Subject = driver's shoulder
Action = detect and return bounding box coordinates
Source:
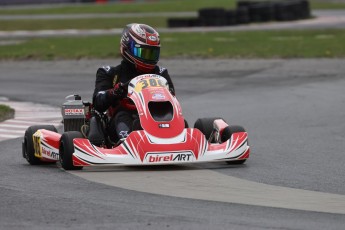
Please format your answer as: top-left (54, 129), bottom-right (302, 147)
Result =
top-left (155, 65), bottom-right (168, 76)
top-left (97, 64), bottom-right (122, 76)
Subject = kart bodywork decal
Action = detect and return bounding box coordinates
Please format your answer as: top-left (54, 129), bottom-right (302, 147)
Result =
top-left (33, 129), bottom-right (61, 162)
top-left (70, 127), bottom-right (249, 166)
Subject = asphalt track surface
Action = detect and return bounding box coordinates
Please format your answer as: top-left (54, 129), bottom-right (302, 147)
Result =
top-left (1, 59), bottom-right (345, 229)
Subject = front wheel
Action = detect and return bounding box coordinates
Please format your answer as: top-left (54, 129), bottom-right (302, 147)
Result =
top-left (226, 159), bottom-right (246, 165)
top-left (221, 125), bottom-right (247, 165)
top-left (59, 131), bottom-right (83, 170)
top-left (23, 125), bottom-right (57, 165)
top-left (194, 117), bottom-right (222, 140)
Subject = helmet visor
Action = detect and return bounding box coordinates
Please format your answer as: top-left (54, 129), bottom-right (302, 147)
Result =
top-left (130, 42), bottom-right (160, 62)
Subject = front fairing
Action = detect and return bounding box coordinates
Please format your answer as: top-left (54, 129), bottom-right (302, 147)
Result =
top-left (128, 74), bottom-right (185, 138)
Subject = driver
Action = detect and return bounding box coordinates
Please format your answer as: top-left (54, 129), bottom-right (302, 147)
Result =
top-left (92, 23), bottom-right (175, 144)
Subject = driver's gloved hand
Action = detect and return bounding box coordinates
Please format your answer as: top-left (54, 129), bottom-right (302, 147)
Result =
top-left (107, 83), bottom-right (126, 98)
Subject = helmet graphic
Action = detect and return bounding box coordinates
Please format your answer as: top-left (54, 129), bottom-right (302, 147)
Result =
top-left (120, 23), bottom-right (160, 73)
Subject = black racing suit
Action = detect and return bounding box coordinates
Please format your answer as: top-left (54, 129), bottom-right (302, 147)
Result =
top-left (92, 60), bottom-right (175, 142)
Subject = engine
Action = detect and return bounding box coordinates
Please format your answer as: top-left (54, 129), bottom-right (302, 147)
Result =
top-left (61, 95), bottom-right (90, 132)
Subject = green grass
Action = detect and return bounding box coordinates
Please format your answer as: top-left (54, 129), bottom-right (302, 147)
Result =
top-left (163, 30), bottom-right (345, 58)
top-left (310, 1), bottom-right (345, 10)
top-left (0, 105), bottom-right (14, 122)
top-left (0, 0), bottom-right (343, 15)
top-left (0, 29), bottom-right (344, 60)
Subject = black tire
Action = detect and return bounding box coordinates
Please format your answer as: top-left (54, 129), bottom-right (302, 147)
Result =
top-left (225, 10), bottom-right (237, 26)
top-left (221, 125), bottom-right (246, 142)
top-left (300, 0), bottom-right (311, 19)
top-left (248, 2), bottom-right (275, 23)
top-left (59, 131), bottom-right (83, 170)
top-left (237, 1), bottom-right (259, 8)
top-left (236, 7), bottom-right (250, 24)
top-left (227, 159), bottom-right (246, 165)
top-left (167, 18), bottom-right (200, 28)
top-left (221, 125), bottom-right (247, 165)
top-left (194, 117), bottom-right (222, 140)
top-left (23, 125), bottom-right (57, 165)
top-left (198, 8), bottom-right (227, 27)
top-left (274, 1), bottom-right (300, 21)
top-left (168, 18), bottom-right (191, 28)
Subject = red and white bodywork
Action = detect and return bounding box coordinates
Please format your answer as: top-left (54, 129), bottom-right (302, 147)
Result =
top-left (72, 75), bottom-right (250, 166)
top-left (32, 129), bottom-right (61, 162)
top-left (32, 75), bottom-right (250, 167)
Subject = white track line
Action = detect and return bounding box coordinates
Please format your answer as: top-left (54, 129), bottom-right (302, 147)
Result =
top-left (4, 120), bottom-right (60, 125)
top-left (0, 128), bottom-right (26, 134)
top-left (0, 99), bottom-right (62, 142)
top-left (0, 133), bottom-right (22, 138)
top-left (0, 124), bottom-right (34, 129)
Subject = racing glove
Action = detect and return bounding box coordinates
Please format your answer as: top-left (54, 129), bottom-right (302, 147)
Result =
top-left (107, 83), bottom-right (126, 99)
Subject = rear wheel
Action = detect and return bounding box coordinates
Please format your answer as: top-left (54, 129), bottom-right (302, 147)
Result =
top-left (23, 125), bottom-right (57, 165)
top-left (59, 131), bottom-right (83, 170)
top-left (221, 126), bottom-right (247, 165)
top-left (194, 117), bottom-right (222, 140)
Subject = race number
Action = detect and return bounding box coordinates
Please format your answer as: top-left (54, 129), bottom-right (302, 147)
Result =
top-left (135, 78), bottom-right (164, 92)
top-left (33, 131), bottom-right (42, 158)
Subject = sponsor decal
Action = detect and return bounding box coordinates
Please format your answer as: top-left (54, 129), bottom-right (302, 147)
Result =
top-left (152, 93), bottom-right (165, 100)
top-left (33, 131), bottom-right (42, 157)
top-left (149, 89), bottom-right (164, 94)
top-left (102, 65), bottom-right (111, 72)
top-left (134, 25), bottom-right (145, 37)
top-left (159, 123), bottom-right (170, 128)
top-left (148, 35), bottom-right (157, 41)
top-left (119, 131), bottom-right (129, 138)
top-left (159, 66), bottom-right (166, 74)
top-left (64, 108), bottom-right (84, 116)
top-left (145, 152), bottom-right (194, 163)
top-left (42, 147), bottom-right (59, 160)
top-left (122, 33), bottom-right (129, 42)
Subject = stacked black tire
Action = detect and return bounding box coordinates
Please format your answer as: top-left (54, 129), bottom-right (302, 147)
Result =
top-left (167, 0), bottom-right (310, 28)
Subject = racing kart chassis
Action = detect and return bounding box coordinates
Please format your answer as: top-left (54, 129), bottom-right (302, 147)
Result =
top-left (22, 74), bottom-right (250, 170)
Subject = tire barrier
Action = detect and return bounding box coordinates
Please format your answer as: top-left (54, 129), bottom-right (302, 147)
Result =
top-left (167, 0), bottom-right (310, 28)
top-left (247, 2), bottom-right (275, 22)
top-left (236, 7), bottom-right (251, 24)
top-left (198, 8), bottom-right (227, 26)
top-left (274, 0), bottom-right (311, 21)
top-left (167, 18), bottom-right (201, 28)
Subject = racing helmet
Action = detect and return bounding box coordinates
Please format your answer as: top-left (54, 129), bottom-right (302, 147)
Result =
top-left (120, 23), bottom-right (160, 73)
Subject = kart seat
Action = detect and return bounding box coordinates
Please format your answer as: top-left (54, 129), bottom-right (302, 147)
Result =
top-left (88, 116), bottom-right (106, 146)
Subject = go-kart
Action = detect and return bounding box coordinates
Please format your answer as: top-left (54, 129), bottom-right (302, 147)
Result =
top-left (22, 74), bottom-right (250, 170)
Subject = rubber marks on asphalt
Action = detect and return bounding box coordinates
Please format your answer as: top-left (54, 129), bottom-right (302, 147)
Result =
top-left (0, 98), bottom-right (61, 142)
